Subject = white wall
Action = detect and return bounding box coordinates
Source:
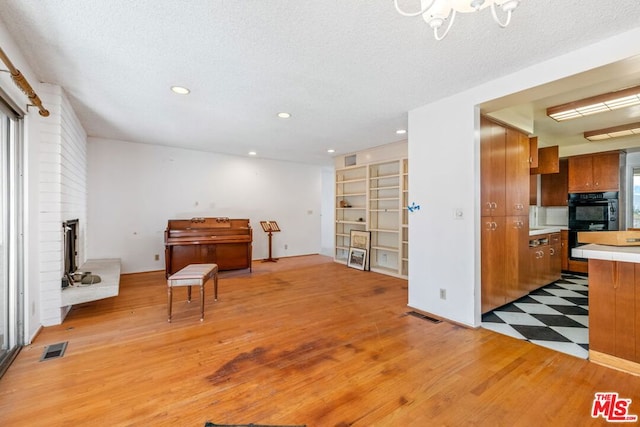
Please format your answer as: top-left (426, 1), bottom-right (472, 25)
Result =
top-left (0, 20), bottom-right (88, 332)
top-left (408, 27), bottom-right (640, 327)
top-left (87, 138), bottom-right (323, 273)
top-left (35, 85), bottom-right (87, 327)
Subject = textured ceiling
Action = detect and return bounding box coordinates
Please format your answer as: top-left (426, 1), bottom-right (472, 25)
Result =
top-left (0, 1), bottom-right (639, 164)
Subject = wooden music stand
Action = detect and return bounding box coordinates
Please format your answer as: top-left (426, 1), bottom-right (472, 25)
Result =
top-left (260, 221), bottom-right (281, 263)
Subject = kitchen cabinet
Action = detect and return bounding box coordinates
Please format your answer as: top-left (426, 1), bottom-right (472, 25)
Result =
top-left (549, 232), bottom-right (562, 283)
top-left (481, 117), bottom-right (506, 217)
top-left (505, 128), bottom-right (530, 216)
top-left (560, 230), bottom-right (568, 271)
top-left (530, 146), bottom-right (559, 175)
top-left (568, 258), bottom-right (588, 274)
top-left (529, 175), bottom-right (537, 206)
top-left (528, 240), bottom-right (549, 293)
top-left (568, 151), bottom-right (620, 193)
top-left (482, 216), bottom-right (507, 312)
top-left (481, 116), bottom-right (530, 313)
top-left (589, 259), bottom-right (639, 363)
top-left (482, 216), bottom-right (529, 312)
top-left (481, 117), bottom-right (529, 217)
top-left (527, 232), bottom-right (561, 293)
top-left (541, 158), bottom-right (568, 206)
top-left (529, 136), bottom-right (538, 169)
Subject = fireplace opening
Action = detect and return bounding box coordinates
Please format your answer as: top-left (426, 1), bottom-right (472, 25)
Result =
top-left (62, 219), bottom-right (79, 288)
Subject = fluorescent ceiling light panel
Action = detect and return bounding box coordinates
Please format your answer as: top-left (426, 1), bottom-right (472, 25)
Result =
top-left (547, 85), bottom-right (640, 122)
top-left (584, 122), bottom-right (640, 141)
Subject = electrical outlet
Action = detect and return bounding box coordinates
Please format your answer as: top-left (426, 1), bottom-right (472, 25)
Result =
top-left (440, 288), bottom-right (446, 300)
top-left (284, 244), bottom-right (288, 250)
top-left (154, 254), bottom-right (160, 261)
top-left (453, 208), bottom-right (464, 220)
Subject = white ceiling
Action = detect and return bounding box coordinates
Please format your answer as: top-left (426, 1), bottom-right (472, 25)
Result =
top-left (0, 1), bottom-right (640, 165)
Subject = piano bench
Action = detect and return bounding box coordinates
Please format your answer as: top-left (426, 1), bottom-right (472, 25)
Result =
top-left (167, 263), bottom-right (218, 322)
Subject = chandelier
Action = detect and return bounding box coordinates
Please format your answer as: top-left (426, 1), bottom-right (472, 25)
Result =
top-left (394, 0), bottom-right (521, 41)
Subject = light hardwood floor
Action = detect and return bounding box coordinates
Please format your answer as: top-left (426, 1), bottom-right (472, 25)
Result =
top-left (1, 255), bottom-right (639, 426)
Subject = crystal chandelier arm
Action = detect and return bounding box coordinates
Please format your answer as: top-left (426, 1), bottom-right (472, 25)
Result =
top-left (433, 10), bottom-right (456, 41)
top-left (490, 2), bottom-right (514, 28)
top-left (393, 0), bottom-right (437, 17)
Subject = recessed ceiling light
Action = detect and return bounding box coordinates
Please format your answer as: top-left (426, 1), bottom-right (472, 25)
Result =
top-left (248, 151), bottom-right (257, 156)
top-left (396, 129), bottom-right (407, 135)
top-left (327, 149), bottom-right (336, 153)
top-left (171, 86), bottom-right (190, 95)
top-left (277, 112), bottom-right (291, 119)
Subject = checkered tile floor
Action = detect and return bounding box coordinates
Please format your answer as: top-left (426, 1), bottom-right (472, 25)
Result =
top-left (482, 274), bottom-right (589, 359)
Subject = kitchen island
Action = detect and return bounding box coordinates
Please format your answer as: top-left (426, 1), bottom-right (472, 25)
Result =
top-left (572, 244), bottom-right (640, 375)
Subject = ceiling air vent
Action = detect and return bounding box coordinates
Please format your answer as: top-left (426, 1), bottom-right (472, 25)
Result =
top-left (344, 154), bottom-right (356, 167)
top-left (40, 342), bottom-right (68, 361)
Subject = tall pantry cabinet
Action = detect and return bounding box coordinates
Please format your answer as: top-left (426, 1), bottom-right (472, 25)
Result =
top-left (481, 116), bottom-right (530, 313)
top-left (334, 143), bottom-right (408, 279)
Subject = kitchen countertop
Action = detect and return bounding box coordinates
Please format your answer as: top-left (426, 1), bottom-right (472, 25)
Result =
top-left (529, 227), bottom-right (563, 236)
top-left (572, 243), bottom-right (640, 263)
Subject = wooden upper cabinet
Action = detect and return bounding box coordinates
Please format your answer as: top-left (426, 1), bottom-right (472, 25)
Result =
top-left (531, 146), bottom-right (559, 175)
top-left (568, 151), bottom-right (620, 193)
top-left (592, 151), bottom-right (620, 191)
top-left (480, 117), bottom-right (506, 217)
top-left (541, 158), bottom-right (568, 206)
top-left (480, 117), bottom-right (530, 216)
top-left (505, 128), bottom-right (530, 216)
top-left (529, 137), bottom-right (538, 169)
top-left (530, 175), bottom-right (537, 206)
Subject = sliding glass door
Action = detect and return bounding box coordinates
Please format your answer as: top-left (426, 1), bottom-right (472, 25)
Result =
top-left (0, 102), bottom-right (23, 377)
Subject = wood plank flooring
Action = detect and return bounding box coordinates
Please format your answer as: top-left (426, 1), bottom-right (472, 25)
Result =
top-left (1, 255), bottom-right (639, 426)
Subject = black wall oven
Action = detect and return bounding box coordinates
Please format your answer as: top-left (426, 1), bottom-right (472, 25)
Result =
top-left (568, 191), bottom-right (619, 260)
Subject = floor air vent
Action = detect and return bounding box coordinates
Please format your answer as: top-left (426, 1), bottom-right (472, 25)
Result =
top-left (40, 342), bottom-right (68, 361)
top-left (406, 311), bottom-right (442, 323)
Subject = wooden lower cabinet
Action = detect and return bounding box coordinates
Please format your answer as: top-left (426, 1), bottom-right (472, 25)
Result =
top-left (560, 230), bottom-right (568, 271)
top-left (528, 244), bottom-right (547, 293)
top-left (481, 215), bottom-right (528, 313)
top-left (526, 232), bottom-right (561, 294)
top-left (549, 233), bottom-right (562, 283)
top-left (589, 259), bottom-right (640, 363)
top-left (568, 259), bottom-right (588, 274)
top-left (481, 222), bottom-right (569, 313)
top-left (482, 217), bottom-right (507, 313)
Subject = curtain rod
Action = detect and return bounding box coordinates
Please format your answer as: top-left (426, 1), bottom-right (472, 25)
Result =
top-left (0, 46), bottom-right (49, 117)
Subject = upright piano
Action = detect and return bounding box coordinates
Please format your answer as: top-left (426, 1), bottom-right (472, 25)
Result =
top-left (164, 217), bottom-right (252, 277)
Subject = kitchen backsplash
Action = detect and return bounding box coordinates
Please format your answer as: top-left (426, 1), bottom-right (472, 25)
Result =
top-left (529, 206), bottom-right (569, 227)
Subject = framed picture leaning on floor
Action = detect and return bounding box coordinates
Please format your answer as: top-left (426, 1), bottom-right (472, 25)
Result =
top-left (350, 230), bottom-right (371, 270)
top-left (347, 247), bottom-right (367, 271)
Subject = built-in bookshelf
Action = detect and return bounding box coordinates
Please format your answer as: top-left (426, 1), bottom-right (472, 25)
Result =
top-left (334, 147), bottom-right (408, 278)
top-left (335, 165), bottom-right (368, 263)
